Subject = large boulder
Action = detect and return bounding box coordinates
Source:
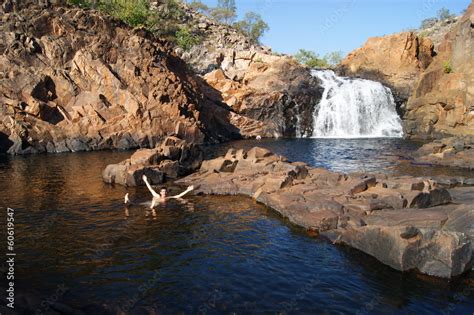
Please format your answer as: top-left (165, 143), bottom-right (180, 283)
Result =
top-left (102, 136), bottom-right (202, 186)
top-left (335, 226), bottom-right (472, 278)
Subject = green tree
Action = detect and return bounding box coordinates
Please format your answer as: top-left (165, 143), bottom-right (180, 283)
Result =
top-left (420, 17), bottom-right (438, 29)
top-left (324, 51), bottom-right (343, 66)
top-left (211, 0), bottom-right (237, 24)
top-left (150, 0), bottom-right (184, 40)
top-left (233, 12), bottom-right (269, 44)
top-left (188, 0), bottom-right (209, 14)
top-left (294, 49), bottom-right (329, 68)
top-left (437, 7), bottom-right (454, 20)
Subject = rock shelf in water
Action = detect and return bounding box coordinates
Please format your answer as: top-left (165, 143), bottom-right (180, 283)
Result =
top-left (176, 147), bottom-right (473, 279)
top-left (413, 136), bottom-right (474, 170)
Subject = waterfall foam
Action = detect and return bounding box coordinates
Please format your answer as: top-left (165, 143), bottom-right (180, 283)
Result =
top-left (311, 70), bottom-right (403, 138)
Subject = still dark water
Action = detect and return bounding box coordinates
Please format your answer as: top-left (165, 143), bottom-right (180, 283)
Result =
top-left (0, 139), bottom-right (473, 314)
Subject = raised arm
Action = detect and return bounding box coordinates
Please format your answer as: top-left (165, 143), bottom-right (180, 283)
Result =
top-left (142, 175), bottom-right (160, 198)
top-left (169, 185), bottom-right (194, 199)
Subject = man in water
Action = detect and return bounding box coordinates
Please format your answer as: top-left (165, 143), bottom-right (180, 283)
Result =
top-left (124, 175), bottom-right (194, 209)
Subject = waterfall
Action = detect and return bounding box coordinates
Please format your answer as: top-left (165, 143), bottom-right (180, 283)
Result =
top-left (310, 70), bottom-right (403, 138)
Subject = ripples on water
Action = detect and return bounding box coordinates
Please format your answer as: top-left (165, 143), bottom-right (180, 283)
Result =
top-left (0, 139), bottom-right (472, 314)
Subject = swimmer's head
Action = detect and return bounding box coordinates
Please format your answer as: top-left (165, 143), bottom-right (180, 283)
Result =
top-left (160, 187), bottom-right (168, 198)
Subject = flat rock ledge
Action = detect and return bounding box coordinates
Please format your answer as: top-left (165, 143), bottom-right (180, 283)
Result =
top-left (176, 146), bottom-right (473, 279)
top-left (413, 137), bottom-right (474, 170)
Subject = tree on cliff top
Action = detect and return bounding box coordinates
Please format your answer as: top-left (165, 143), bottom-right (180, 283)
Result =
top-left (188, 0), bottom-right (209, 14)
top-left (294, 49), bottom-right (329, 69)
top-left (437, 7), bottom-right (456, 20)
top-left (233, 12), bottom-right (269, 44)
top-left (210, 0), bottom-right (237, 25)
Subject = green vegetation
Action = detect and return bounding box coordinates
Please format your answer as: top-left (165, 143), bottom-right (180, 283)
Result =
top-left (100, 0), bottom-right (151, 27)
top-left (294, 49), bottom-right (344, 69)
top-left (68, 0), bottom-right (185, 41)
top-left (294, 49), bottom-right (329, 68)
top-left (67, 0), bottom-right (270, 52)
top-left (188, 0), bottom-right (209, 14)
top-left (443, 60), bottom-right (453, 74)
top-left (325, 51), bottom-right (343, 66)
top-left (437, 7), bottom-right (455, 21)
top-left (233, 12), bottom-right (269, 44)
top-left (420, 7), bottom-right (457, 29)
top-left (67, 0), bottom-right (94, 7)
top-left (420, 17), bottom-right (437, 29)
top-left (151, 0), bottom-right (184, 40)
top-left (176, 26), bottom-right (201, 51)
top-left (210, 0), bottom-right (237, 25)
top-left (418, 30), bottom-right (429, 38)
top-left (189, 0), bottom-right (269, 44)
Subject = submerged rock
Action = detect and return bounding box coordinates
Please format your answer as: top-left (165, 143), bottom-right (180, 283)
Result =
top-left (177, 147), bottom-right (473, 278)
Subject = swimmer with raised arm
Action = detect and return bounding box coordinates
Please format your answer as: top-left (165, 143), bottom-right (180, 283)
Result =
top-left (124, 175), bottom-right (194, 209)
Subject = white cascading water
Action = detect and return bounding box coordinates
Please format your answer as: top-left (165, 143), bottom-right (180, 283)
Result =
top-left (311, 70), bottom-right (403, 138)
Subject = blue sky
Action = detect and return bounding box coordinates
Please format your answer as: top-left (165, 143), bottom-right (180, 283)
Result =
top-left (196, 0), bottom-right (471, 57)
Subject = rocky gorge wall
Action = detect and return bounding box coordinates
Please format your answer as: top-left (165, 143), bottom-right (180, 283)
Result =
top-left (0, 1), bottom-right (325, 154)
top-left (404, 1), bottom-right (474, 139)
top-left (175, 3), bottom-right (323, 137)
top-left (0, 1), bottom-right (275, 154)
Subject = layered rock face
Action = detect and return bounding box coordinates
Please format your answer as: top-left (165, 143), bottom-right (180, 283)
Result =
top-left (177, 147), bottom-right (473, 278)
top-left (338, 32), bottom-right (434, 111)
top-left (404, 2), bottom-right (474, 139)
top-left (0, 3), bottom-right (271, 154)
